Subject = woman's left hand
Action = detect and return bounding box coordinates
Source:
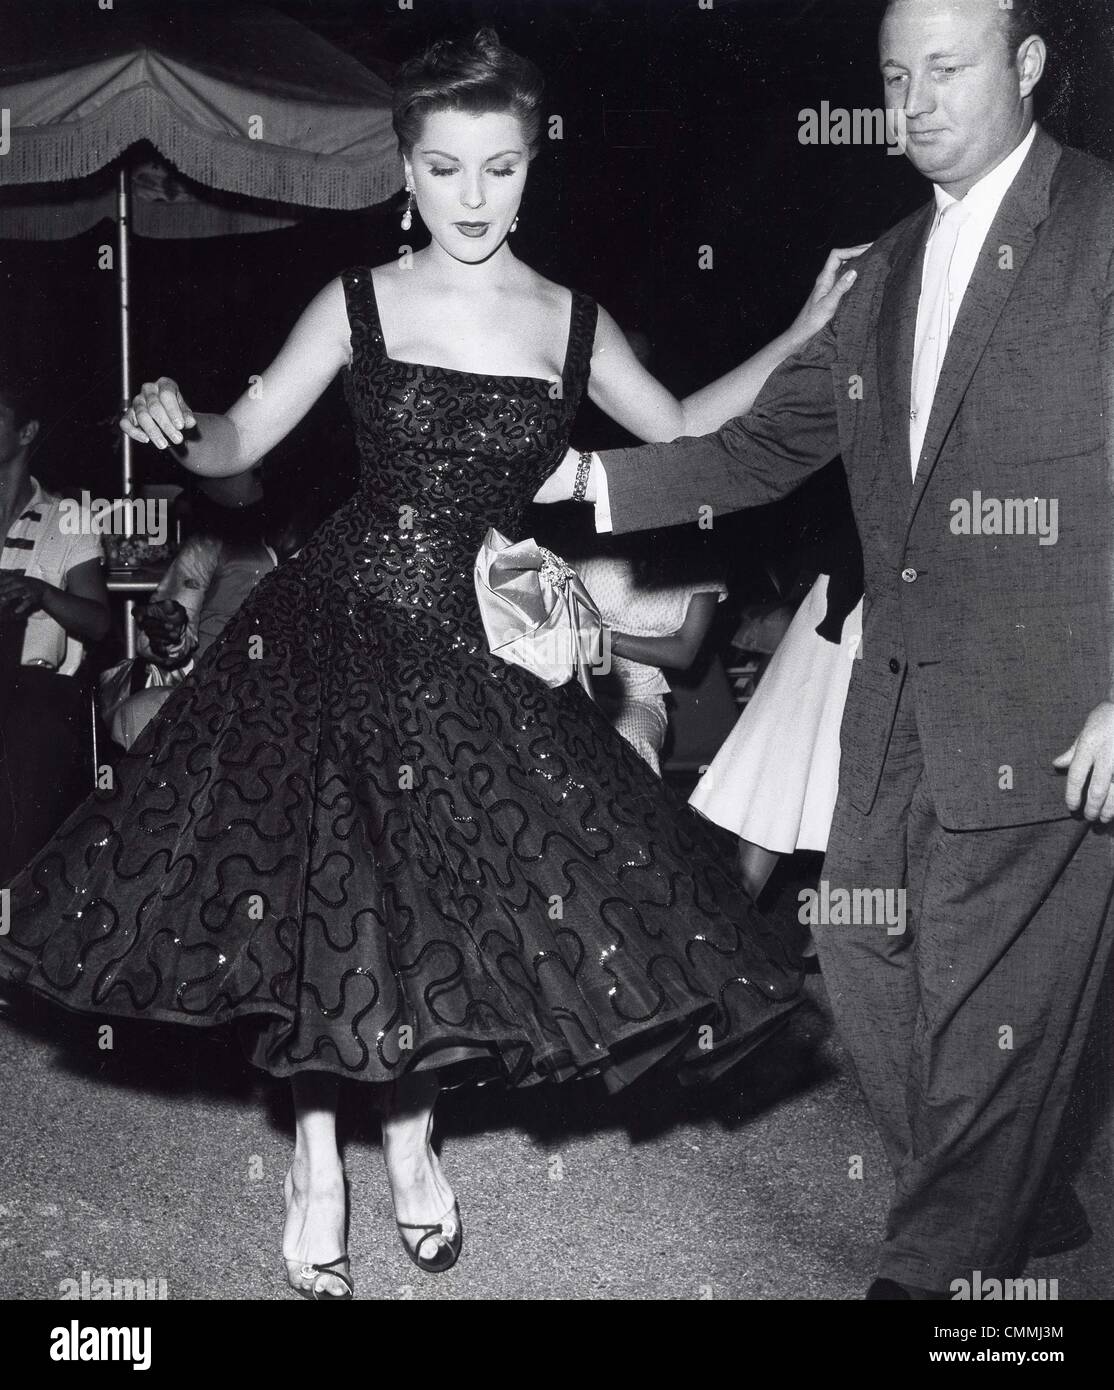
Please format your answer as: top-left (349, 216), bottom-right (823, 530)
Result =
top-left (786, 244), bottom-right (873, 349)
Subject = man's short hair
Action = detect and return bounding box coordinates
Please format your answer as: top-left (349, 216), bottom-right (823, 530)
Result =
top-left (880, 0), bottom-right (1049, 55)
top-left (1000, 1), bottom-right (1050, 57)
top-left (0, 366), bottom-right (46, 429)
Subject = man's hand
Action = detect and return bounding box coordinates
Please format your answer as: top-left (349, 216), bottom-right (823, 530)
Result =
top-left (1053, 701), bottom-right (1114, 821)
top-left (533, 447), bottom-right (581, 505)
top-left (0, 573), bottom-right (47, 622)
top-left (138, 598), bottom-right (189, 661)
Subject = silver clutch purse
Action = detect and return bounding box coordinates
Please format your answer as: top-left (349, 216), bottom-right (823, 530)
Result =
top-left (474, 528), bottom-right (604, 694)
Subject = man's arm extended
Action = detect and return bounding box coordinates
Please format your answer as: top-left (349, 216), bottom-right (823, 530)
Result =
top-left (595, 318), bottom-right (842, 535)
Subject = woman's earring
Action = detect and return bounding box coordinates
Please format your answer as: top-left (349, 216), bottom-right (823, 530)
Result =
top-left (401, 188), bottom-right (414, 232)
top-left (510, 215), bottom-right (519, 233)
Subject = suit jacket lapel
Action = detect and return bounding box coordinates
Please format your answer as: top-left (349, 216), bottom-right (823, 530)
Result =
top-left (876, 204), bottom-right (932, 499)
top-left (905, 128), bottom-right (1062, 531)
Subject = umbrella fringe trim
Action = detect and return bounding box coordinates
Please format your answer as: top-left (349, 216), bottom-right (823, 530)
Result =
top-left (1, 86), bottom-right (403, 210)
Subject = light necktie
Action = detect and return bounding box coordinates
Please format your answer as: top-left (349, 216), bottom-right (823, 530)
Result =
top-left (909, 199), bottom-right (970, 477)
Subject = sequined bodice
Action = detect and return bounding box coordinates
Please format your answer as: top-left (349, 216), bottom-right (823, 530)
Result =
top-left (293, 267), bottom-right (598, 633)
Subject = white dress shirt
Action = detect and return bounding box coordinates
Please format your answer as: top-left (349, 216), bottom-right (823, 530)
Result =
top-left (909, 123), bottom-right (1037, 475)
top-left (592, 124), bottom-right (1039, 526)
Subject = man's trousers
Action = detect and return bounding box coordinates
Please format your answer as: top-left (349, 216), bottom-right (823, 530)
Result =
top-left (817, 670), bottom-right (1114, 1291)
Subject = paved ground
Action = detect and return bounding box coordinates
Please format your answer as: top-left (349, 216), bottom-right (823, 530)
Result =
top-left (1, 862), bottom-right (1110, 1302)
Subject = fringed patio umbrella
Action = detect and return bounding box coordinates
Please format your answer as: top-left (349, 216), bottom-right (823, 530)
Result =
top-left (0, 1), bottom-right (400, 646)
top-left (0, 0), bottom-right (400, 492)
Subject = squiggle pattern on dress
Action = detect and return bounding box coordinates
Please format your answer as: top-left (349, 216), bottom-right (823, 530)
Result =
top-left (0, 268), bottom-right (802, 1089)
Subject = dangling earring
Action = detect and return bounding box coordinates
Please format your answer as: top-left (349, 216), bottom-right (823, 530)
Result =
top-left (401, 188), bottom-right (414, 232)
top-left (510, 215), bottom-right (519, 234)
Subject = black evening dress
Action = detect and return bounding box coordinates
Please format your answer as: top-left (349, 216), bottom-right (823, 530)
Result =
top-left (0, 268), bottom-right (801, 1091)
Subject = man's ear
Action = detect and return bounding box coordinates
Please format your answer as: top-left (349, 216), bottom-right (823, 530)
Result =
top-left (1018, 36), bottom-right (1047, 100)
top-left (20, 419), bottom-right (39, 448)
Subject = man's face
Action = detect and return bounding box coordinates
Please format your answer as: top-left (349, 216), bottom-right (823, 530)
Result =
top-left (880, 0), bottom-right (1041, 196)
top-left (0, 400), bottom-right (29, 470)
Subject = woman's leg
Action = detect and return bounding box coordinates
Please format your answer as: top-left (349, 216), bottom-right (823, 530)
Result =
top-left (284, 1072), bottom-right (349, 1294)
top-left (738, 840), bottom-right (820, 960)
top-left (381, 1070), bottom-right (458, 1252)
top-left (738, 838), bottom-right (780, 903)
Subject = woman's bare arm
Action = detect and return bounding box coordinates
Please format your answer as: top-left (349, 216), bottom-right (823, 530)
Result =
top-left (586, 247), bottom-right (867, 446)
top-left (535, 246), bottom-right (867, 506)
top-left (119, 278), bottom-right (352, 478)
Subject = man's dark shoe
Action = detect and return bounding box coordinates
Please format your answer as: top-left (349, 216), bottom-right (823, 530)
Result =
top-left (1026, 1181), bottom-right (1092, 1259)
top-left (866, 1277), bottom-right (951, 1300)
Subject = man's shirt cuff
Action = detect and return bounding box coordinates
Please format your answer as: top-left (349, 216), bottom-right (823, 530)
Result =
top-left (593, 455), bottom-right (613, 533)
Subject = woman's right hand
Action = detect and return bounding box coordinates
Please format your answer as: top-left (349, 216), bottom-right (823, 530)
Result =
top-left (119, 378), bottom-right (197, 450)
top-left (784, 244), bottom-right (873, 351)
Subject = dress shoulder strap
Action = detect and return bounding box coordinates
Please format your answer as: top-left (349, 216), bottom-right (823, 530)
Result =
top-left (562, 290), bottom-right (599, 402)
top-left (340, 267), bottom-right (385, 363)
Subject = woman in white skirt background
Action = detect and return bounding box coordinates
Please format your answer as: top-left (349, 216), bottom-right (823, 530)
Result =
top-left (689, 504), bottom-right (865, 928)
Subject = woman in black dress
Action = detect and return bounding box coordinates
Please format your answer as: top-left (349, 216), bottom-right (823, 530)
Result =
top-left (0, 30), bottom-right (863, 1298)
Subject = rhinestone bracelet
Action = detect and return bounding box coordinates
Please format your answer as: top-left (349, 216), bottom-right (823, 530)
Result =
top-left (572, 450), bottom-right (593, 503)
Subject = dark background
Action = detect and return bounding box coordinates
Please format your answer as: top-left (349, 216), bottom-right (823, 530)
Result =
top-left (4, 0), bottom-right (1113, 563)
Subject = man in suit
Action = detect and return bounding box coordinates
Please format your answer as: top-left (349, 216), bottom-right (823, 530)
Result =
top-left (545, 0), bottom-right (1114, 1297)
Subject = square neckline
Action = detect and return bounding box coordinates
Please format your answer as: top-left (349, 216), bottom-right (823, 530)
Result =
top-left (360, 267), bottom-right (579, 389)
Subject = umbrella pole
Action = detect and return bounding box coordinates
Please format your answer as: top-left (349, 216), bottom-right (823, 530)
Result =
top-left (118, 165), bottom-right (132, 505)
top-left (117, 166), bottom-right (138, 657)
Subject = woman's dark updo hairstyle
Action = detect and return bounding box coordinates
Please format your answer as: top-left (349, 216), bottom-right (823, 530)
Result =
top-left (392, 28), bottom-right (545, 158)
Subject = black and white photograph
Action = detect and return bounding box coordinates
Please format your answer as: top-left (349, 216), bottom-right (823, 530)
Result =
top-left (0, 0), bottom-right (1112, 1346)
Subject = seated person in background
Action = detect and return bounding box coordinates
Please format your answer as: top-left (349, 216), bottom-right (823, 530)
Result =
top-left (102, 492), bottom-right (309, 750)
top-left (0, 368), bottom-right (109, 883)
top-left (574, 541), bottom-right (726, 776)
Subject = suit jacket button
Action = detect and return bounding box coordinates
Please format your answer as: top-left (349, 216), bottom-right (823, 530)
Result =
top-left (889, 657), bottom-right (901, 674)
top-left (901, 567), bottom-right (918, 583)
